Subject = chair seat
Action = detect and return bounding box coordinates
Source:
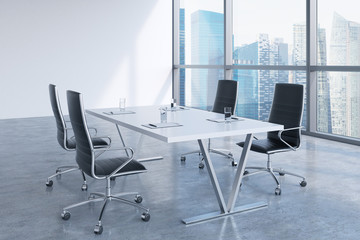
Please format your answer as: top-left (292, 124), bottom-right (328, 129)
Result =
top-left (66, 137), bottom-right (109, 149)
top-left (237, 138), bottom-right (292, 155)
top-left (95, 157), bottom-right (146, 176)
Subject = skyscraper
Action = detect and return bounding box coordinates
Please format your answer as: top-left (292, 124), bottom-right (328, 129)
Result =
top-left (328, 12), bottom-right (360, 138)
top-left (191, 10), bottom-right (224, 110)
top-left (292, 23), bottom-right (308, 126)
top-left (233, 42), bottom-right (259, 119)
top-left (293, 23), bottom-right (331, 131)
top-left (233, 34), bottom-right (288, 120)
top-left (317, 27), bottom-right (332, 133)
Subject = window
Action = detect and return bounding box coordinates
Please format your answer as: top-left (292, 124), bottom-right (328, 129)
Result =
top-left (233, 0), bottom-right (306, 66)
top-left (318, 0), bottom-right (360, 66)
top-left (174, 0), bottom-right (360, 144)
top-left (180, 0), bottom-right (224, 65)
top-left (316, 0), bottom-right (360, 139)
top-left (317, 71), bottom-right (360, 138)
top-left (178, 0), bottom-right (224, 108)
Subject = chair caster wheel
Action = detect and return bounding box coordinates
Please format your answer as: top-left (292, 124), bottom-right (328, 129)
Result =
top-left (243, 170), bottom-right (249, 175)
top-left (56, 169), bottom-right (61, 174)
top-left (61, 211), bottom-right (71, 220)
top-left (134, 194), bottom-right (143, 203)
top-left (198, 162), bottom-right (205, 169)
top-left (94, 224), bottom-right (103, 234)
top-left (81, 183), bottom-right (88, 191)
top-left (231, 161), bottom-right (237, 167)
top-left (180, 156), bottom-right (186, 161)
top-left (300, 180), bottom-right (307, 187)
top-left (141, 212), bottom-right (150, 222)
top-left (275, 187), bottom-right (281, 195)
top-left (46, 180), bottom-right (53, 187)
top-left (279, 172), bottom-right (285, 176)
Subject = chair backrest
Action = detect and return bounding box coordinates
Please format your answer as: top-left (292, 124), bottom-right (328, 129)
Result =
top-left (49, 84), bottom-right (68, 150)
top-left (268, 83), bottom-right (304, 147)
top-left (212, 80), bottom-right (238, 115)
top-left (66, 90), bottom-right (93, 176)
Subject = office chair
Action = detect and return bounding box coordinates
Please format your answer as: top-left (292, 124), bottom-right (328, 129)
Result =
top-left (237, 83), bottom-right (307, 195)
top-left (180, 80), bottom-right (238, 168)
top-left (61, 90), bottom-right (150, 235)
top-left (46, 84), bottom-right (108, 190)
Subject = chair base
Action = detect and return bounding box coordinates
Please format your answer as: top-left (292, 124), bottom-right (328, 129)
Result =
top-left (243, 163), bottom-right (307, 195)
top-left (46, 166), bottom-right (87, 190)
top-left (61, 178), bottom-right (150, 235)
top-left (180, 148), bottom-right (236, 168)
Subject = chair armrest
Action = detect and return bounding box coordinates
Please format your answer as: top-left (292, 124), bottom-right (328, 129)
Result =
top-left (65, 120), bottom-right (97, 136)
top-left (93, 146), bottom-right (136, 178)
top-left (108, 147), bottom-right (135, 177)
top-left (64, 127), bottom-right (75, 140)
top-left (92, 136), bottom-right (112, 147)
top-left (277, 126), bottom-right (303, 151)
top-left (88, 127), bottom-right (97, 136)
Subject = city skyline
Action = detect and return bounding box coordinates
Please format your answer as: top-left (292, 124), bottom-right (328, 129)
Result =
top-left (180, 9), bottom-right (360, 138)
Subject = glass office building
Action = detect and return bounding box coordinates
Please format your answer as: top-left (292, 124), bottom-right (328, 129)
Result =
top-left (190, 10), bottom-right (224, 110)
top-left (327, 13), bottom-right (360, 138)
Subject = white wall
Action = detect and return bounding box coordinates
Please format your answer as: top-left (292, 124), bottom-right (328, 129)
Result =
top-left (0, 0), bottom-right (172, 119)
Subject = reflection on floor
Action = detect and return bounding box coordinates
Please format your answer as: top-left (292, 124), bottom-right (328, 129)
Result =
top-left (0, 115), bottom-right (359, 240)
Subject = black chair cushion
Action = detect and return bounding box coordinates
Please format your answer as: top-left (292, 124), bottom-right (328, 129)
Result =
top-left (66, 137), bottom-right (108, 150)
top-left (95, 157), bottom-right (146, 176)
top-left (237, 138), bottom-right (293, 155)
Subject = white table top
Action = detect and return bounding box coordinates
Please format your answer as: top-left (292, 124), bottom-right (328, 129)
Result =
top-left (86, 106), bottom-right (283, 143)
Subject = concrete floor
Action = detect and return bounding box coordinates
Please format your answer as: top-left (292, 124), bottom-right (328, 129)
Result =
top-left (1, 115), bottom-right (360, 240)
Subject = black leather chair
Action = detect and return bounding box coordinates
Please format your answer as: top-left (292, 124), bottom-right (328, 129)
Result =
top-left (61, 90), bottom-right (150, 235)
top-left (180, 80), bottom-right (238, 168)
top-left (46, 84), bottom-right (108, 190)
top-left (237, 83), bottom-right (307, 195)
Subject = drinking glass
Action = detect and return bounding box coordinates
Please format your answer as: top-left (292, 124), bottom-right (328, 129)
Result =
top-left (119, 98), bottom-right (126, 111)
top-left (224, 107), bottom-right (232, 123)
top-left (160, 107), bottom-right (167, 123)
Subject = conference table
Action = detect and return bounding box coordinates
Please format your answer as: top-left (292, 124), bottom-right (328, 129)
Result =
top-left (86, 105), bottom-right (283, 224)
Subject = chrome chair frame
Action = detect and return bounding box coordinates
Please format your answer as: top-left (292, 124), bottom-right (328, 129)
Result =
top-left (61, 90), bottom-right (150, 235)
top-left (46, 84), bottom-right (100, 190)
top-left (243, 127), bottom-right (306, 195)
top-left (239, 83), bottom-right (307, 195)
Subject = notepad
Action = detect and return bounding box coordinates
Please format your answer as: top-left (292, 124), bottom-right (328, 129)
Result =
top-left (206, 117), bottom-right (244, 123)
top-left (143, 122), bottom-right (182, 129)
top-left (103, 110), bottom-right (136, 115)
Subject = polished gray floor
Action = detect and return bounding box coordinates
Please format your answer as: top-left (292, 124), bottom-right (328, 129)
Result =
top-left (1, 115), bottom-right (360, 240)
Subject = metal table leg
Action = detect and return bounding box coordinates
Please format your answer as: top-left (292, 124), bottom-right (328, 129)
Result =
top-left (182, 134), bottom-right (267, 224)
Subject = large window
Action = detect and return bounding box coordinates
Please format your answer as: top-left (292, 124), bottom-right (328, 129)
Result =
top-left (233, 0), bottom-right (306, 66)
top-left (316, 0), bottom-right (360, 139)
top-left (317, 0), bottom-right (360, 66)
top-left (180, 0), bottom-right (224, 65)
top-left (178, 0), bottom-right (224, 107)
top-left (174, 0), bottom-right (360, 144)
